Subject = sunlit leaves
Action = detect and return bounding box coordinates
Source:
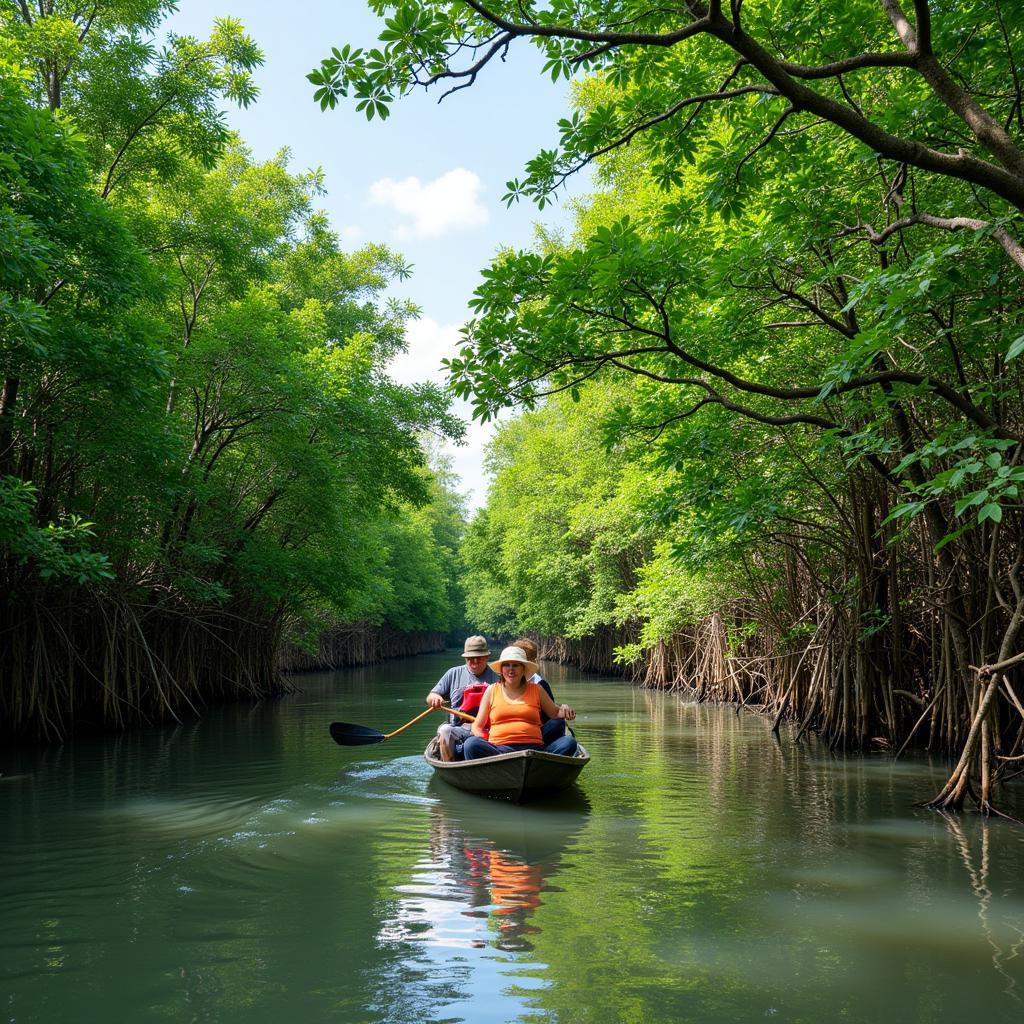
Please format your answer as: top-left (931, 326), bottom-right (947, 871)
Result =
top-left (0, 6), bottom-right (467, 642)
top-left (460, 386), bottom-right (659, 639)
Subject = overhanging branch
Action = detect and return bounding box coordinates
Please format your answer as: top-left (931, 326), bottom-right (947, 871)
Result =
top-left (848, 212), bottom-right (1024, 272)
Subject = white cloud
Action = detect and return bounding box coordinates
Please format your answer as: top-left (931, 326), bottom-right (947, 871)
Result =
top-left (446, 416), bottom-right (497, 512)
top-left (340, 224), bottom-right (363, 243)
top-left (388, 316), bottom-right (462, 386)
top-left (388, 316), bottom-right (496, 511)
top-left (367, 168), bottom-right (489, 239)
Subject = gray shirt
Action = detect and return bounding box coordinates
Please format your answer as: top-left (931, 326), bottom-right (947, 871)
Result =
top-left (430, 664), bottom-right (499, 724)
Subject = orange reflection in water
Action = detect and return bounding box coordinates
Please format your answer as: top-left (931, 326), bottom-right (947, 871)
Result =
top-left (406, 792), bottom-right (589, 955)
top-left (460, 845), bottom-right (545, 948)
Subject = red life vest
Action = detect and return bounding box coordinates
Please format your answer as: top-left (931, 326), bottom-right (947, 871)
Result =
top-left (461, 682), bottom-right (489, 716)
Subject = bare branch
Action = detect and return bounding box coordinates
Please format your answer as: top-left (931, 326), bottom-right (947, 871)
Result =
top-left (556, 84), bottom-right (779, 187)
top-left (731, 0), bottom-right (744, 32)
top-left (77, 5), bottom-right (99, 43)
top-left (463, 0), bottom-right (712, 46)
top-left (881, 0), bottom-right (1024, 180)
top-left (40, 279), bottom-right (67, 305)
top-left (996, 3), bottom-right (1024, 134)
top-left (735, 106), bottom-right (796, 181)
top-left (617, 397), bottom-right (720, 441)
top-left (976, 649), bottom-right (1024, 677)
top-left (777, 50), bottom-right (917, 79)
top-left (565, 281), bottom-right (1015, 439)
top-left (912, 0), bottom-right (934, 55)
top-left (428, 32), bottom-right (513, 97)
top-left (849, 211), bottom-right (1024, 272)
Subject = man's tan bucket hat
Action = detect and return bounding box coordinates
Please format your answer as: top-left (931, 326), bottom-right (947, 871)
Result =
top-left (462, 635), bottom-right (491, 658)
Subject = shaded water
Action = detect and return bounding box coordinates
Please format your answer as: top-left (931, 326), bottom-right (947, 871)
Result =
top-left (3, 652), bottom-right (1024, 1023)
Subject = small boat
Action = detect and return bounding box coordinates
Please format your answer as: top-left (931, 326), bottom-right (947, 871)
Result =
top-left (424, 737), bottom-right (590, 803)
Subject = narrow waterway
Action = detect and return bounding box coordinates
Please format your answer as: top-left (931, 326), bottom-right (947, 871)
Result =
top-left (3, 652), bottom-right (1024, 1023)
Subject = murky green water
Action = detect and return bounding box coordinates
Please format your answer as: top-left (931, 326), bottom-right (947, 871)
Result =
top-left (3, 652), bottom-right (1024, 1023)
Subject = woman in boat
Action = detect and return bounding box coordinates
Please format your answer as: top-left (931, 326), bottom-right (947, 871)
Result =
top-left (513, 636), bottom-right (566, 745)
top-left (462, 646), bottom-right (579, 760)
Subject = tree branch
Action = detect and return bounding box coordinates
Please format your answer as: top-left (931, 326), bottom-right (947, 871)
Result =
top-left (777, 50), bottom-right (917, 79)
top-left (462, 0), bottom-right (712, 46)
top-left (881, 0), bottom-right (1024, 180)
top-left (849, 211), bottom-right (1024, 272)
top-left (429, 32), bottom-right (513, 98)
top-left (564, 286), bottom-right (1015, 438)
top-left (735, 106), bottom-right (796, 181)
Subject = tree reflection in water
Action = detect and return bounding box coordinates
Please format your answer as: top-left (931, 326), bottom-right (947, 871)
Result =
top-left (942, 813), bottom-right (1024, 1004)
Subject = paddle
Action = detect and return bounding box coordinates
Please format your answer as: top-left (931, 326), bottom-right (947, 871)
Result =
top-left (329, 704), bottom-right (475, 746)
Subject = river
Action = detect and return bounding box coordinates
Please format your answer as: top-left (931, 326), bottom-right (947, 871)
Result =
top-left (3, 652), bottom-right (1024, 1023)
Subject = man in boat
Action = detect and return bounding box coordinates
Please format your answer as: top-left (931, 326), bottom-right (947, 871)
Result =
top-left (427, 635), bottom-right (499, 761)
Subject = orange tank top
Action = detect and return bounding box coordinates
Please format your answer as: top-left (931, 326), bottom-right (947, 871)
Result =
top-left (488, 681), bottom-right (542, 746)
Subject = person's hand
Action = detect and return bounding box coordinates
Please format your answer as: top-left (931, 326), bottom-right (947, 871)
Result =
top-left (427, 692), bottom-right (445, 709)
top-left (560, 704), bottom-right (575, 721)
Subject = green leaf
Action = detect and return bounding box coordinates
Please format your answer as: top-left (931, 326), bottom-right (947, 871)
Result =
top-left (978, 502), bottom-right (1003, 524)
top-left (954, 490), bottom-right (989, 516)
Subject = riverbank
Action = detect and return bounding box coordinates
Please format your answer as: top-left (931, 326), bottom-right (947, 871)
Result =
top-left (278, 623), bottom-right (446, 672)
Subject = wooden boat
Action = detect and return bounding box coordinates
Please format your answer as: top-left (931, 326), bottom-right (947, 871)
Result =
top-left (424, 736), bottom-right (590, 803)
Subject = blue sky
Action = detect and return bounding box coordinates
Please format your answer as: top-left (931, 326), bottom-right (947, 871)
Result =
top-left (164, 2), bottom-right (590, 509)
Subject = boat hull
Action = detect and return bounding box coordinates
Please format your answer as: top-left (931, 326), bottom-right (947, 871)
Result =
top-left (424, 737), bottom-right (590, 803)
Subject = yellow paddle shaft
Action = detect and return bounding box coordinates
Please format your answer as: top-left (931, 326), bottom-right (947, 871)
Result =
top-left (382, 704), bottom-right (474, 740)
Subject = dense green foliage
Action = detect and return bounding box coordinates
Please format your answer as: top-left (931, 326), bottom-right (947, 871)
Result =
top-left (327, 2), bottom-right (1024, 811)
top-left (0, 4), bottom-right (468, 738)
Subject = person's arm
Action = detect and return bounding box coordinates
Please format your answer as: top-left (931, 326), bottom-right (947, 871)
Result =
top-left (538, 687), bottom-right (575, 721)
top-left (529, 676), bottom-right (555, 722)
top-left (427, 670), bottom-right (451, 708)
top-left (472, 687), bottom-right (494, 738)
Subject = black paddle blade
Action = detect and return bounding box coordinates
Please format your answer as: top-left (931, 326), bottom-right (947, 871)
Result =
top-left (329, 721), bottom-right (386, 746)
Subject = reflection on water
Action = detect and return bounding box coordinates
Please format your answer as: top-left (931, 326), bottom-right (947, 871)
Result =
top-left (376, 786), bottom-right (590, 1022)
top-left (389, 787), bottom-right (589, 952)
top-left (2, 653), bottom-right (1024, 1024)
top-left (942, 813), bottom-right (1024, 1004)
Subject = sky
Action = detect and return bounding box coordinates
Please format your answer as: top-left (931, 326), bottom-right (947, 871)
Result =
top-left (164, 1), bottom-right (590, 511)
